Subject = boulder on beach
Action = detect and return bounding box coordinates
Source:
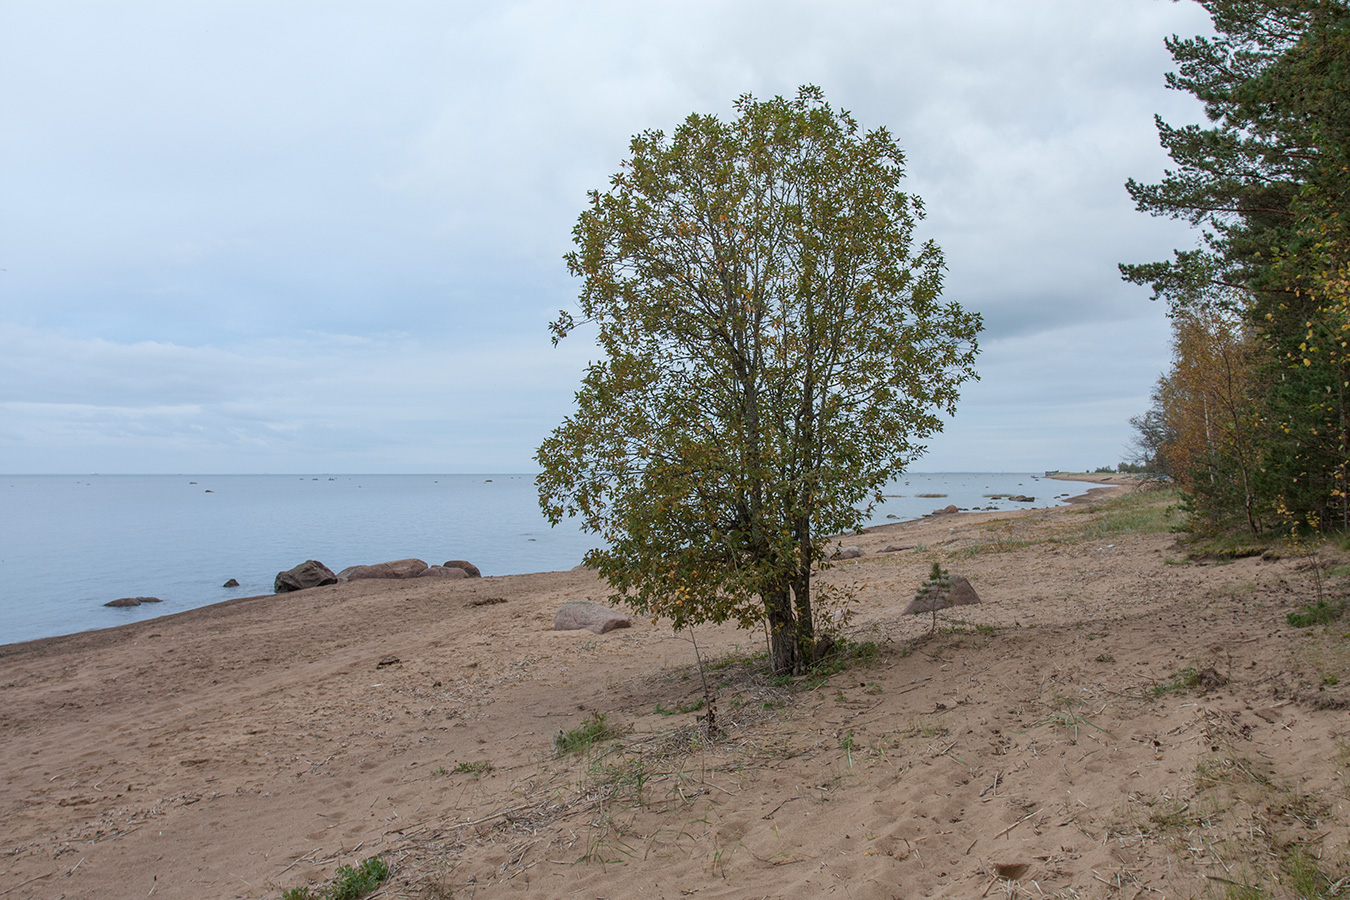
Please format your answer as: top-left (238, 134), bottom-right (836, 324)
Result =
top-left (903, 573), bottom-right (981, 615)
top-left (833, 546), bottom-right (864, 560)
top-left (104, 596), bottom-right (162, 608)
top-left (553, 601), bottom-right (631, 635)
top-left (938, 504), bottom-right (961, 515)
top-left (337, 558), bottom-right (429, 581)
top-left (443, 559), bottom-right (482, 578)
top-left (419, 565), bottom-right (469, 579)
top-left (274, 560), bottom-right (338, 594)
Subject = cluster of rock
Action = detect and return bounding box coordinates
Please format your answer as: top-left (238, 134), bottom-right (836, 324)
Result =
top-left (104, 596), bottom-right (163, 608)
top-left (272, 557), bottom-right (483, 593)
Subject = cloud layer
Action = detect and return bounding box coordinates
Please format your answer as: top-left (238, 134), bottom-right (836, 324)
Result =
top-left (0, 1), bottom-right (1212, 473)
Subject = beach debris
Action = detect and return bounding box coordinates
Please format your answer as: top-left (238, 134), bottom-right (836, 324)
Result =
top-left (274, 559), bottom-right (338, 593)
top-left (375, 655), bottom-right (401, 668)
top-left (553, 601), bottom-right (631, 634)
top-left (833, 545), bottom-right (864, 560)
top-left (419, 565), bottom-right (468, 579)
top-left (222, 578), bottom-right (240, 588)
top-left (442, 559), bottom-right (482, 578)
top-left (104, 596), bottom-right (162, 608)
top-left (904, 563), bottom-right (981, 631)
top-left (337, 558), bottom-right (429, 581)
top-left (468, 596), bottom-right (507, 607)
top-left (880, 544), bottom-right (915, 553)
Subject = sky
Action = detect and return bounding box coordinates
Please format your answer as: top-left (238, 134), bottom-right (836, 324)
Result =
top-left (0, 0), bottom-right (1215, 475)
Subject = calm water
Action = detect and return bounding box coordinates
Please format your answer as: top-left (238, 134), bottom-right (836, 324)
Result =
top-left (0, 472), bottom-right (1089, 645)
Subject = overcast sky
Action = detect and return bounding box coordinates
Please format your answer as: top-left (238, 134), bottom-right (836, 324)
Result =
top-left (0, 1), bottom-right (1214, 474)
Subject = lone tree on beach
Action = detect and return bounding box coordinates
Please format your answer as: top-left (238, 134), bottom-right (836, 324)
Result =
top-left (537, 87), bottom-right (981, 675)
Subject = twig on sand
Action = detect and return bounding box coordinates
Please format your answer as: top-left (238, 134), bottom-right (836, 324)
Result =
top-left (276, 848), bottom-right (324, 877)
top-left (0, 871), bottom-right (56, 896)
top-left (994, 808), bottom-right (1040, 839)
top-left (762, 795), bottom-right (807, 820)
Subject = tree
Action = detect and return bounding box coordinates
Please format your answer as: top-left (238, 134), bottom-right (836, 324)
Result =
top-left (537, 87), bottom-right (981, 675)
top-left (1151, 307), bottom-right (1264, 531)
top-left (1128, 394), bottom-right (1175, 476)
top-left (1122, 0), bottom-right (1350, 532)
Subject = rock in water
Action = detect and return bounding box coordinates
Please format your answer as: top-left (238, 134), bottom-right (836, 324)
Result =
top-left (222, 578), bottom-right (240, 588)
top-left (104, 596), bottom-right (161, 608)
top-left (553, 601), bottom-right (631, 634)
top-left (274, 560), bottom-right (338, 593)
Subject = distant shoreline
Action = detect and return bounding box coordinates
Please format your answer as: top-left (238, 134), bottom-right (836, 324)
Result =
top-left (1, 474), bottom-right (1113, 656)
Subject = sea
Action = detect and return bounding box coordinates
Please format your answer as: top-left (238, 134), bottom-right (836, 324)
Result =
top-left (0, 472), bottom-right (1096, 646)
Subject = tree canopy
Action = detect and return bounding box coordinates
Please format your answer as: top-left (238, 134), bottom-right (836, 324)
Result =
top-left (537, 87), bottom-right (981, 675)
top-left (1124, 0), bottom-right (1350, 533)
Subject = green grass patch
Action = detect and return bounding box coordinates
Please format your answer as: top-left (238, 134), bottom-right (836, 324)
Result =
top-left (1147, 667), bottom-right (1203, 697)
top-left (1287, 598), bottom-right (1347, 628)
top-left (654, 698), bottom-right (705, 716)
top-left (1076, 488), bottom-right (1181, 540)
top-left (808, 637), bottom-right (880, 677)
top-left (554, 711), bottom-right (617, 757)
top-left (281, 856), bottom-right (389, 900)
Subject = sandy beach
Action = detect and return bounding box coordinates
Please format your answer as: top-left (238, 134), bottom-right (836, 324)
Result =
top-left (3, 474), bottom-right (1347, 899)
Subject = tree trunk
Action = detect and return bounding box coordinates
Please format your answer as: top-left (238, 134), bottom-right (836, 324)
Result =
top-left (764, 585), bottom-right (800, 676)
top-left (791, 513), bottom-right (815, 666)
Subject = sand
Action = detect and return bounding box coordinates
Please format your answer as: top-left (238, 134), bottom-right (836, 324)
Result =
top-left (2, 474), bottom-right (1347, 899)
